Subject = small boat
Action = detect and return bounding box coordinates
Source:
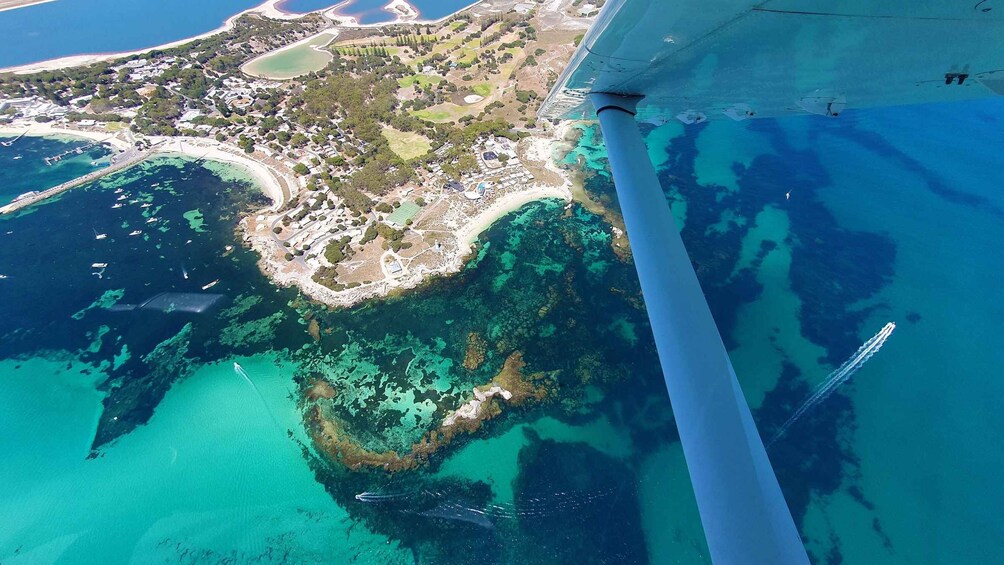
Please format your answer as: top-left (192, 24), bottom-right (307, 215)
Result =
top-left (12, 155), bottom-right (21, 160)
top-left (91, 262), bottom-right (108, 268)
top-left (129, 230), bottom-right (142, 236)
top-left (93, 229), bottom-right (107, 240)
top-left (114, 188), bottom-right (124, 194)
top-left (146, 217), bottom-right (158, 224)
top-left (0, 274), bottom-right (8, 279)
top-left (201, 279), bottom-right (220, 290)
top-left (151, 183), bottom-right (160, 187)
top-left (117, 194), bottom-right (128, 201)
top-left (129, 199), bottom-right (139, 204)
top-left (140, 203), bottom-right (152, 208)
top-left (111, 203), bottom-right (123, 209)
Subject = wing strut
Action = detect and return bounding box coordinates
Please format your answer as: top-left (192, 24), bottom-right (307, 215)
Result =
top-left (590, 93), bottom-right (809, 565)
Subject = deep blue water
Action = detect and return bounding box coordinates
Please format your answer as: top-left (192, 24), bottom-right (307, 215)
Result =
top-left (0, 134), bottom-right (110, 205)
top-left (566, 97), bottom-right (1004, 563)
top-left (0, 0), bottom-right (261, 67)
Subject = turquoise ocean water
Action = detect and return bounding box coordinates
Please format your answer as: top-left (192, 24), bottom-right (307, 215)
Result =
top-left (565, 98), bottom-right (1004, 562)
top-left (1, 97), bottom-right (1003, 562)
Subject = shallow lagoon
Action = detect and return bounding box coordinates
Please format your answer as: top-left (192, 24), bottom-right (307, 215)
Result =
top-left (241, 31), bottom-right (337, 80)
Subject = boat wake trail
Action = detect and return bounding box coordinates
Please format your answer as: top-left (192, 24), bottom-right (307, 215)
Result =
top-left (233, 362), bottom-right (281, 430)
top-left (353, 487), bottom-right (617, 529)
top-left (768, 322), bottom-right (896, 447)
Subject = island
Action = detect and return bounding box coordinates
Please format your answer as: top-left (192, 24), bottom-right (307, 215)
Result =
top-left (0, 0), bottom-right (624, 470)
top-left (0, 0), bottom-right (612, 312)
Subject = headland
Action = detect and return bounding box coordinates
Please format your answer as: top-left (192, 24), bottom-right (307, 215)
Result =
top-left (0, 0), bottom-right (600, 309)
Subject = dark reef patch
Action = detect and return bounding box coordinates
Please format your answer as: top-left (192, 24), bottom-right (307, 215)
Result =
top-left (513, 433), bottom-right (649, 564)
top-left (0, 157), bottom-right (305, 450)
top-left (748, 119), bottom-right (897, 365)
top-left (569, 118), bottom-right (902, 562)
top-left (814, 118), bottom-right (1004, 219)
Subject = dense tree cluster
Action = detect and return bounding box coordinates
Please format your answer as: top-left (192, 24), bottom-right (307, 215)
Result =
top-left (0, 14), bottom-right (325, 133)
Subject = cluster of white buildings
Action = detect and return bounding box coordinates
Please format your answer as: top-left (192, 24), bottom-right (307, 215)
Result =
top-left (423, 136), bottom-right (529, 201)
top-left (0, 97), bottom-right (69, 120)
top-left (112, 57), bottom-right (179, 82)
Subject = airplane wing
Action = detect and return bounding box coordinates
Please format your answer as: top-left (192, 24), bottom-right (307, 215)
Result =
top-left (539, 2), bottom-right (1003, 563)
top-left (541, 0), bottom-right (1004, 122)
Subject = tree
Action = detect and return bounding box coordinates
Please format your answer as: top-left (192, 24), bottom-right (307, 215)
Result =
top-left (323, 240), bottom-right (346, 264)
top-left (293, 163), bottom-right (310, 175)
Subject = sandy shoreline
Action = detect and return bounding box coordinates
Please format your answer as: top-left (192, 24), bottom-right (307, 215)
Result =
top-left (150, 137), bottom-right (288, 210)
top-left (241, 29), bottom-right (339, 79)
top-left (456, 184), bottom-right (571, 246)
top-left (2, 123), bottom-right (576, 309)
top-left (1, 124), bottom-right (571, 234)
top-left (0, 0), bottom-right (487, 74)
top-left (0, 123), bottom-right (132, 151)
top-left (323, 0), bottom-right (484, 28)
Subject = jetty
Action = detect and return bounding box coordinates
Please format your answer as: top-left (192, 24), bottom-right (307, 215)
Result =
top-left (0, 128), bottom-right (29, 147)
top-left (42, 140), bottom-right (105, 165)
top-left (0, 142), bottom-right (159, 215)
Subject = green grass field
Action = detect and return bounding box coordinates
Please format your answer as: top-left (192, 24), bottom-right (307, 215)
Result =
top-left (398, 75), bottom-right (445, 89)
top-left (381, 126), bottom-right (432, 160)
top-left (241, 31), bottom-right (336, 80)
top-left (456, 48), bottom-right (479, 64)
top-left (411, 109), bottom-right (453, 122)
top-left (473, 83), bottom-right (492, 96)
top-left (386, 201), bottom-right (421, 226)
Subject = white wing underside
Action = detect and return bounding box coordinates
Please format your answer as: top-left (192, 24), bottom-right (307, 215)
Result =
top-left (540, 0), bottom-right (1004, 122)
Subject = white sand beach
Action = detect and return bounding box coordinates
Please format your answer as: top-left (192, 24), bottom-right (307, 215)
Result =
top-left (152, 138), bottom-right (289, 209)
top-left (0, 123), bottom-right (131, 151)
top-left (456, 183), bottom-right (572, 246)
top-left (324, 0), bottom-right (484, 28)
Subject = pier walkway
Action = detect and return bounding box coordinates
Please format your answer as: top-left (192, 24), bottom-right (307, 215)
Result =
top-left (0, 143), bottom-right (159, 215)
top-left (0, 128), bottom-right (29, 147)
